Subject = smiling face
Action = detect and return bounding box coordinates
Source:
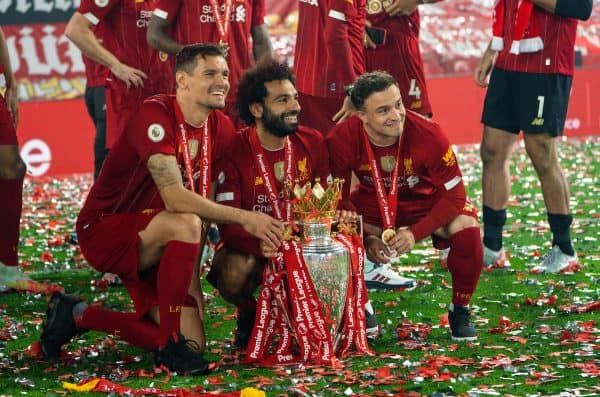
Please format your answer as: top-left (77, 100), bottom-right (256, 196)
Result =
top-left (357, 84), bottom-right (405, 144)
top-left (177, 54), bottom-right (230, 110)
top-left (257, 79), bottom-right (301, 137)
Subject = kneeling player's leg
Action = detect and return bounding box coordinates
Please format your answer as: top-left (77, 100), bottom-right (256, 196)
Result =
top-left (138, 212), bottom-right (203, 347)
top-left (434, 215), bottom-right (482, 306)
top-left (78, 305), bottom-right (160, 351)
top-left (434, 215), bottom-right (482, 341)
top-left (207, 248), bottom-right (266, 349)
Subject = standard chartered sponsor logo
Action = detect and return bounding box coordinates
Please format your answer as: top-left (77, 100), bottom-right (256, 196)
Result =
top-left (199, 4), bottom-right (247, 23)
top-left (137, 10), bottom-right (153, 28)
top-left (253, 191), bottom-right (283, 213)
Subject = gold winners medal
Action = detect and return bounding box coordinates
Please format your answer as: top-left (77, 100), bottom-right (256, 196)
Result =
top-left (381, 228), bottom-right (396, 244)
top-left (367, 0), bottom-right (383, 14)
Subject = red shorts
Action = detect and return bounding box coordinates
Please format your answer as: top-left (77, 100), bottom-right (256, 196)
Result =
top-left (0, 96), bottom-right (18, 145)
top-left (105, 85), bottom-right (144, 149)
top-left (360, 196), bottom-right (479, 249)
top-left (298, 92), bottom-right (344, 135)
top-left (76, 210), bottom-right (161, 315)
top-left (366, 33), bottom-right (432, 116)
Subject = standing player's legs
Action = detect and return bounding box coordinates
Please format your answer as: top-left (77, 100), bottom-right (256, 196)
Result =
top-left (0, 144), bottom-right (27, 287)
top-left (480, 126), bottom-right (517, 262)
top-left (0, 95), bottom-right (30, 291)
top-left (432, 211), bottom-right (482, 341)
top-left (366, 31), bottom-right (433, 117)
top-left (206, 248), bottom-right (266, 349)
top-left (516, 72), bottom-right (577, 273)
top-left (480, 68), bottom-right (520, 267)
top-left (84, 85), bottom-right (108, 179)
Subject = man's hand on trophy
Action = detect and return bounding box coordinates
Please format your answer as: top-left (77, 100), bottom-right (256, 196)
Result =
top-left (259, 239), bottom-right (280, 258)
top-left (386, 228), bottom-right (415, 255)
top-left (364, 235), bottom-right (393, 264)
top-left (242, 211), bottom-right (284, 248)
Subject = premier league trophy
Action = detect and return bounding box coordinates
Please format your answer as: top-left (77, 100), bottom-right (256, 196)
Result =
top-left (245, 178), bottom-right (373, 366)
top-left (292, 178), bottom-right (349, 348)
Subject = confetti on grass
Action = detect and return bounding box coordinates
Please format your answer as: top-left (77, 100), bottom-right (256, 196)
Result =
top-left (0, 138), bottom-right (599, 395)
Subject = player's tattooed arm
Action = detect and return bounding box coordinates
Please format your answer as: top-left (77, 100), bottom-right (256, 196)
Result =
top-left (147, 153), bottom-right (183, 190)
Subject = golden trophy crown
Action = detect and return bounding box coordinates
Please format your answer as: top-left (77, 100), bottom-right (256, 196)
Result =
top-left (284, 177), bottom-right (344, 222)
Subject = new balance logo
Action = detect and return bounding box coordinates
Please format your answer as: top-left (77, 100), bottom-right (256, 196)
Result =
top-left (531, 118), bottom-right (544, 126)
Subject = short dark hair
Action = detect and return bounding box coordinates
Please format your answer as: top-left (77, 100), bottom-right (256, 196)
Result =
top-left (350, 71), bottom-right (398, 110)
top-left (175, 43), bottom-right (228, 74)
top-left (236, 59), bottom-right (296, 125)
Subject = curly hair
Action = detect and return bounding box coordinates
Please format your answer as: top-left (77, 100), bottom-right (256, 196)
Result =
top-left (175, 43), bottom-right (228, 75)
top-left (236, 59), bottom-right (296, 125)
top-left (350, 71), bottom-right (398, 110)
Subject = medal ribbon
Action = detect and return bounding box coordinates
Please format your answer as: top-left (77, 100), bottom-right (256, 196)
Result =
top-left (209, 0), bottom-right (233, 43)
top-left (249, 129), bottom-right (294, 222)
top-left (172, 97), bottom-right (210, 197)
top-left (362, 129), bottom-right (401, 230)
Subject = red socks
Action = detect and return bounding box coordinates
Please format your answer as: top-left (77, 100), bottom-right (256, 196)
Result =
top-left (0, 177), bottom-right (24, 266)
top-left (157, 240), bottom-right (200, 346)
top-left (446, 227), bottom-right (483, 306)
top-left (79, 241), bottom-right (200, 350)
top-left (78, 306), bottom-right (159, 351)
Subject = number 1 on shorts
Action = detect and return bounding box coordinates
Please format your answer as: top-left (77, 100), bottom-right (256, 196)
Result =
top-left (536, 96), bottom-right (545, 118)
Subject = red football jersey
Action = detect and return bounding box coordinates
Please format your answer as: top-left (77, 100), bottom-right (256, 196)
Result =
top-left (77, 94), bottom-right (236, 226)
top-left (365, 9), bottom-right (432, 115)
top-left (215, 126), bottom-right (330, 256)
top-left (327, 112), bottom-right (467, 241)
top-left (295, 0), bottom-right (366, 98)
top-left (153, 0), bottom-right (266, 102)
top-left (79, 0), bottom-right (172, 93)
top-left (494, 1), bottom-right (578, 75)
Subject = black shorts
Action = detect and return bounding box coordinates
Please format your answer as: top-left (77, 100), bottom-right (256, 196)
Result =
top-left (481, 67), bottom-right (572, 136)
